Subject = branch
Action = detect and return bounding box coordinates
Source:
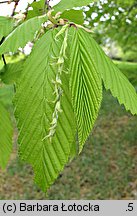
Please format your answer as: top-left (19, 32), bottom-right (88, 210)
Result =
top-left (0, 1), bottom-right (9, 3)
top-left (11, 0), bottom-right (20, 17)
top-left (0, 0), bottom-right (14, 4)
top-left (24, 4), bottom-right (29, 19)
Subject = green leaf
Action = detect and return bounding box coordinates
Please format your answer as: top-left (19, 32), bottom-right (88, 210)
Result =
top-left (0, 15), bottom-right (47, 55)
top-left (53, 0), bottom-right (92, 13)
top-left (61, 9), bottom-right (84, 25)
top-left (14, 29), bottom-right (76, 191)
top-left (0, 102), bottom-right (13, 169)
top-left (86, 35), bottom-right (137, 115)
top-left (27, 0), bottom-right (45, 19)
top-left (69, 28), bottom-right (102, 152)
top-left (0, 60), bottom-right (24, 84)
top-left (0, 16), bottom-right (14, 39)
top-left (0, 85), bottom-right (14, 107)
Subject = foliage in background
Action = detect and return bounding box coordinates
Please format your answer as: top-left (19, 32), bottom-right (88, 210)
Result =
top-left (85, 0), bottom-right (137, 59)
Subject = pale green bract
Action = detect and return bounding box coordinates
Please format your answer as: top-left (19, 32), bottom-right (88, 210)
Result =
top-left (14, 29), bottom-right (76, 191)
top-left (69, 28), bottom-right (102, 152)
top-left (0, 103), bottom-right (13, 169)
top-left (0, 15), bottom-right (47, 54)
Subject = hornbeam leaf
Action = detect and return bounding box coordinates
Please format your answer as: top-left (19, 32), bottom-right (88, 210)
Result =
top-left (27, 0), bottom-right (45, 19)
top-left (14, 29), bottom-right (76, 191)
top-left (69, 28), bottom-right (102, 152)
top-left (0, 85), bottom-right (14, 107)
top-left (0, 103), bottom-right (13, 169)
top-left (53, 0), bottom-right (92, 13)
top-left (0, 16), bottom-right (14, 39)
top-left (60, 9), bottom-right (84, 25)
top-left (86, 33), bottom-right (137, 115)
top-left (0, 16), bottom-right (47, 55)
top-left (0, 60), bottom-right (24, 84)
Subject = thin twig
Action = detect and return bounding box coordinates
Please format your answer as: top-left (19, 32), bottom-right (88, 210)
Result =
top-left (0, 1), bottom-right (9, 3)
top-left (24, 3), bottom-right (30, 18)
top-left (0, 0), bottom-right (14, 4)
top-left (11, 0), bottom-right (20, 17)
